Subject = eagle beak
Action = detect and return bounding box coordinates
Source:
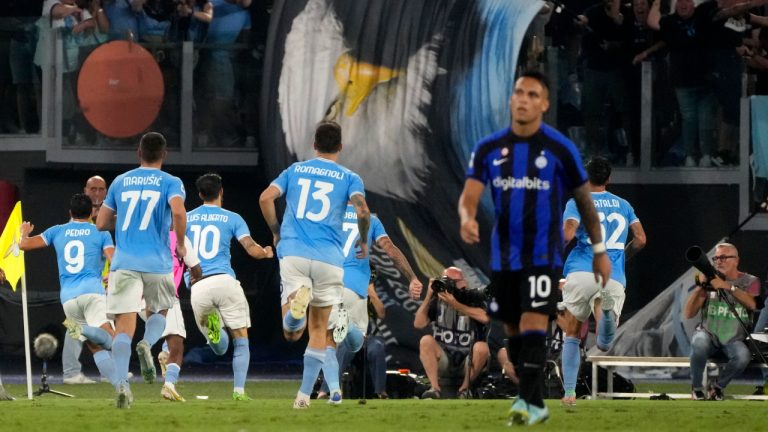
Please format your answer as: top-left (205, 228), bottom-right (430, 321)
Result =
top-left (333, 53), bottom-right (400, 117)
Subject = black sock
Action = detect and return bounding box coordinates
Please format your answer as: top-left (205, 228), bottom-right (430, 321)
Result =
top-left (518, 331), bottom-right (547, 408)
top-left (506, 335), bottom-right (522, 365)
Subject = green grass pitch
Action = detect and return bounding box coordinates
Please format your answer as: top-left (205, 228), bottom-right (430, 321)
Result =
top-left (1, 381), bottom-right (765, 431)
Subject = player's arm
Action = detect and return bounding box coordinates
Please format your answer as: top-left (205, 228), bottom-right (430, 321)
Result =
top-left (563, 219), bottom-right (579, 245)
top-left (413, 281), bottom-right (435, 329)
top-left (18, 222), bottom-right (46, 251)
top-left (170, 196), bottom-right (187, 258)
top-left (684, 283), bottom-right (708, 319)
top-left (572, 183), bottom-right (611, 286)
top-left (376, 236), bottom-right (422, 299)
top-left (458, 179), bottom-right (484, 244)
top-left (103, 246), bottom-right (115, 262)
top-left (624, 221), bottom-right (647, 261)
top-left (350, 193), bottom-right (371, 259)
top-left (238, 235), bottom-right (274, 260)
top-left (368, 282), bottom-right (386, 319)
top-left (259, 185), bottom-right (282, 246)
top-left (95, 205), bottom-right (116, 231)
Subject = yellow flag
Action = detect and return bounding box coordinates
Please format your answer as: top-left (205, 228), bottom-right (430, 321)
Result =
top-left (0, 202), bottom-right (24, 291)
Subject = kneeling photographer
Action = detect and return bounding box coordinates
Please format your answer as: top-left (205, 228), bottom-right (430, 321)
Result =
top-left (414, 267), bottom-right (489, 399)
top-left (684, 243), bottom-right (760, 400)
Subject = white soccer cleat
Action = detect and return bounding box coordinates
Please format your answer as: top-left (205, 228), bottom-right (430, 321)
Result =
top-left (62, 319), bottom-right (82, 340)
top-left (116, 382), bottom-right (133, 409)
top-left (600, 290), bottom-right (615, 312)
top-left (136, 340), bottom-right (156, 384)
top-left (293, 394), bottom-right (311, 409)
top-left (290, 286), bottom-right (312, 320)
top-left (161, 383), bottom-right (186, 402)
top-left (332, 307), bottom-right (349, 344)
top-left (328, 391), bottom-right (342, 405)
top-left (158, 351), bottom-right (170, 378)
top-left (63, 373), bottom-right (97, 385)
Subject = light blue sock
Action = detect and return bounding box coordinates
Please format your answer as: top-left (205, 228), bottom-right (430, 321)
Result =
top-left (112, 333), bottom-right (132, 383)
top-left (283, 312), bottom-right (306, 333)
top-left (562, 336), bottom-right (581, 394)
top-left (322, 346), bottom-right (341, 394)
top-left (210, 330), bottom-right (230, 355)
top-left (232, 337), bottom-right (250, 390)
top-left (93, 349), bottom-right (117, 387)
top-left (165, 363), bottom-right (180, 385)
top-left (143, 314), bottom-right (167, 347)
top-left (299, 347), bottom-right (325, 396)
top-left (162, 340), bottom-right (169, 353)
top-left (597, 310), bottom-right (616, 351)
top-left (82, 326), bottom-right (113, 350)
top-left (342, 326), bottom-right (364, 353)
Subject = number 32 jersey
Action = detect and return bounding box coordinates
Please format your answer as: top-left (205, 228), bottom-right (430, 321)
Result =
top-left (563, 191), bottom-right (639, 287)
top-left (103, 167), bottom-right (186, 273)
top-left (186, 205), bottom-right (250, 278)
top-left (271, 157), bottom-right (365, 268)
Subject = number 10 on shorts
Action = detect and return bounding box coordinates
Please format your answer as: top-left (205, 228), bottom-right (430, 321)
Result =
top-left (528, 275), bottom-right (551, 300)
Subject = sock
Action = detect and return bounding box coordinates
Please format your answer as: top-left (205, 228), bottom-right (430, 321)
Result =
top-left (518, 330), bottom-right (547, 408)
top-left (143, 314), bottom-right (167, 347)
top-left (112, 333), bottom-right (132, 383)
top-left (506, 335), bottom-right (522, 364)
top-left (232, 337), bottom-right (250, 391)
top-left (234, 386), bottom-right (245, 394)
top-left (299, 347), bottom-right (325, 396)
top-left (165, 363), bottom-right (180, 385)
top-left (562, 337), bottom-right (581, 395)
top-left (283, 312), bottom-right (306, 333)
top-left (162, 340), bottom-right (169, 354)
top-left (597, 310), bottom-right (616, 351)
top-left (210, 329), bottom-right (230, 355)
top-left (82, 326), bottom-right (113, 350)
top-left (342, 326), bottom-right (364, 353)
top-left (322, 346), bottom-right (341, 394)
top-left (93, 350), bottom-right (117, 387)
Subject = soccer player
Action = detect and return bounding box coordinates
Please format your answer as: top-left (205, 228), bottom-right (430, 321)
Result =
top-left (317, 205), bottom-right (423, 398)
top-left (187, 173), bottom-right (273, 401)
top-left (96, 132), bottom-right (187, 408)
top-left (18, 194), bottom-right (119, 390)
top-left (458, 71), bottom-right (610, 425)
top-left (559, 156), bottom-right (647, 406)
top-left (259, 121), bottom-right (371, 408)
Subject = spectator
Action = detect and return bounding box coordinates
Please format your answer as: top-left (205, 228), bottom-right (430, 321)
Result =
top-left (103, 0), bottom-right (139, 41)
top-left (8, 1), bottom-right (43, 134)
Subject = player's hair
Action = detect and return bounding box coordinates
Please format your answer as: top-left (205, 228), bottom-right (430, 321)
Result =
top-left (586, 156), bottom-right (612, 186)
top-left (314, 121), bottom-right (342, 153)
top-left (139, 132), bottom-right (167, 163)
top-left (196, 173), bottom-right (223, 201)
top-left (518, 69), bottom-right (550, 94)
top-left (70, 193), bottom-right (93, 219)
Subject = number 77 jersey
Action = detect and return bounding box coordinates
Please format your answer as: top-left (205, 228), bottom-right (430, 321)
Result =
top-left (271, 158), bottom-right (365, 268)
top-left (103, 167), bottom-right (186, 273)
top-left (562, 190), bottom-right (639, 287)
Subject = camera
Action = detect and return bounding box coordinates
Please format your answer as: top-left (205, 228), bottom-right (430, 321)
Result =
top-left (686, 246), bottom-right (725, 291)
top-left (430, 276), bottom-right (457, 295)
top-left (430, 276), bottom-right (486, 308)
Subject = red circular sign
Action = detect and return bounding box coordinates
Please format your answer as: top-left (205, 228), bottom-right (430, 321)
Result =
top-left (77, 41), bottom-right (164, 138)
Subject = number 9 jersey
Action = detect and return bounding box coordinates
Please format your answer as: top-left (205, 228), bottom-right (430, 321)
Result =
top-left (103, 167), bottom-right (186, 273)
top-left (271, 158), bottom-right (365, 268)
top-left (563, 191), bottom-right (639, 287)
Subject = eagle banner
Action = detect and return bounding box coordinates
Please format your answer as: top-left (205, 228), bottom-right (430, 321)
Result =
top-left (261, 0), bottom-right (543, 368)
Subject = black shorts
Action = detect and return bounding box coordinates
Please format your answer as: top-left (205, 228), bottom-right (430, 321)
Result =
top-left (487, 267), bottom-right (560, 324)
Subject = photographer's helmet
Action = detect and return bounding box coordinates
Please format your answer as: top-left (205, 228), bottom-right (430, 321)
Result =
top-left (442, 267), bottom-right (467, 289)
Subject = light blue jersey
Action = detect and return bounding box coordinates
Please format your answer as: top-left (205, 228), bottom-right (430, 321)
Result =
top-left (42, 221), bottom-right (113, 303)
top-left (271, 158), bottom-right (365, 268)
top-left (103, 167), bottom-right (186, 274)
top-left (342, 206), bottom-right (387, 297)
top-left (186, 204), bottom-right (250, 279)
top-left (563, 191), bottom-right (639, 287)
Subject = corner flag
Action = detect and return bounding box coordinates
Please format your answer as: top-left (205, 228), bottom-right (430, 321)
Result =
top-left (0, 201), bottom-right (24, 290)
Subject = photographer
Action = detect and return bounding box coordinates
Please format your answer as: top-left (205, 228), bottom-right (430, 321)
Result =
top-left (414, 267), bottom-right (489, 399)
top-left (684, 243), bottom-right (760, 400)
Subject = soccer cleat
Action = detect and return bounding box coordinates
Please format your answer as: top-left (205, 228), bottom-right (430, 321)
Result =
top-left (232, 391), bottom-right (252, 401)
top-left (158, 351), bottom-right (170, 378)
top-left (328, 391), bottom-right (342, 405)
top-left (116, 382), bottom-right (133, 409)
top-left (420, 388), bottom-right (441, 399)
top-left (526, 403), bottom-right (550, 425)
top-left (161, 384), bottom-right (185, 402)
top-left (692, 389), bottom-right (707, 400)
top-left (62, 319), bottom-right (82, 340)
top-left (753, 385), bottom-right (765, 396)
top-left (709, 386), bottom-right (724, 401)
top-left (561, 394), bottom-right (576, 407)
top-left (457, 389), bottom-right (471, 399)
top-left (316, 391), bottom-right (329, 400)
top-left (0, 384), bottom-right (15, 401)
top-left (293, 395), bottom-right (311, 409)
top-left (206, 312), bottom-right (222, 345)
top-left (63, 373), bottom-right (97, 384)
top-left (508, 397), bottom-right (529, 426)
top-left (332, 307), bottom-right (349, 344)
top-left (290, 286), bottom-right (312, 320)
top-left (600, 290), bottom-right (615, 312)
top-left (136, 340), bottom-right (156, 384)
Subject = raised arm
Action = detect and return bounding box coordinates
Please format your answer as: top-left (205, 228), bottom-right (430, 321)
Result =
top-left (96, 205), bottom-right (116, 231)
top-left (377, 236), bottom-right (422, 299)
top-left (259, 185), bottom-right (282, 247)
top-left (413, 283), bottom-right (434, 329)
top-left (350, 193), bottom-right (371, 259)
top-left (684, 284), bottom-right (707, 319)
top-left (18, 222), bottom-right (46, 251)
top-left (572, 183), bottom-right (611, 286)
top-left (458, 179), bottom-right (485, 244)
top-left (647, 0), bottom-right (662, 30)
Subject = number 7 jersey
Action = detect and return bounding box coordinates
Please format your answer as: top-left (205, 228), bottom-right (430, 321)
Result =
top-left (563, 190), bottom-right (639, 287)
top-left (103, 167), bottom-right (186, 273)
top-left (271, 157), bottom-right (365, 268)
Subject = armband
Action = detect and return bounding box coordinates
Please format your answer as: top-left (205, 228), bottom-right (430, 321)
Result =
top-left (592, 242), bottom-right (606, 255)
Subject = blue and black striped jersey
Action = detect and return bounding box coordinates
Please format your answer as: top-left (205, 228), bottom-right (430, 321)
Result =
top-left (466, 124), bottom-right (587, 271)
